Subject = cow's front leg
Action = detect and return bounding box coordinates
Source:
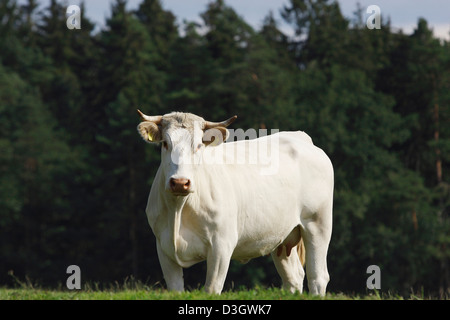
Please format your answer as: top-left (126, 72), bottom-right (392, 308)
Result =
top-left (204, 240), bottom-right (233, 294)
top-left (156, 240), bottom-right (184, 291)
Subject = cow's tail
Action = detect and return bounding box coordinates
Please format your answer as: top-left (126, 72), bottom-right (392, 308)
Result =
top-left (297, 238), bottom-right (306, 266)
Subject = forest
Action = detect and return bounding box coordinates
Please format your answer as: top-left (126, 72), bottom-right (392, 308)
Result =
top-left (0, 0), bottom-right (449, 298)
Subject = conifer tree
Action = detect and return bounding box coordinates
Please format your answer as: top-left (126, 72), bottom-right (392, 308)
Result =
top-left (95, 0), bottom-right (167, 278)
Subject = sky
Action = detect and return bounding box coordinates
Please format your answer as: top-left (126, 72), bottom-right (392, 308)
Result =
top-left (29, 0), bottom-right (450, 40)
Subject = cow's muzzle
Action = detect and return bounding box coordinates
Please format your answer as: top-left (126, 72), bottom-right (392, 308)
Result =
top-left (169, 178), bottom-right (192, 196)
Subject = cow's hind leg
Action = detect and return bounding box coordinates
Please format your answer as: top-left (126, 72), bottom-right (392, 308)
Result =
top-left (271, 244), bottom-right (305, 293)
top-left (156, 241), bottom-right (184, 291)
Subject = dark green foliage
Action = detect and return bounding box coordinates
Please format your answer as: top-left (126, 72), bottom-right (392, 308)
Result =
top-left (0, 0), bottom-right (448, 297)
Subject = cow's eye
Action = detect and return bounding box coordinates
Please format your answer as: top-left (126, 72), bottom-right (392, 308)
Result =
top-left (196, 143), bottom-right (203, 151)
top-left (162, 141), bottom-right (168, 150)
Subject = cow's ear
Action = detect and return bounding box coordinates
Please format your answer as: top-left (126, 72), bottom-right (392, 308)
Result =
top-left (137, 122), bottom-right (162, 143)
top-left (203, 127), bottom-right (228, 147)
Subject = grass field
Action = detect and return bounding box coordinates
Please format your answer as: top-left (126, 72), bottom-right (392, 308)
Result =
top-left (0, 275), bottom-right (430, 300)
top-left (0, 286), bottom-right (417, 300)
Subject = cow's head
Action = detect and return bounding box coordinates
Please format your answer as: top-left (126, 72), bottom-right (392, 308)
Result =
top-left (137, 110), bottom-right (237, 196)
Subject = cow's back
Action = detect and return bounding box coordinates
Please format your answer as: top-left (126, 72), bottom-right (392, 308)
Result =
top-left (225, 131), bottom-right (333, 210)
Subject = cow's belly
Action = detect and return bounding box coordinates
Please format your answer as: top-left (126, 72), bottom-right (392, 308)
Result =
top-left (232, 215), bottom-right (300, 262)
top-left (232, 237), bottom-right (281, 261)
top-left (229, 184), bottom-right (303, 262)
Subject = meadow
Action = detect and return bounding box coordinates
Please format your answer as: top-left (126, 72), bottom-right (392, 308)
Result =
top-left (0, 286), bottom-right (417, 300)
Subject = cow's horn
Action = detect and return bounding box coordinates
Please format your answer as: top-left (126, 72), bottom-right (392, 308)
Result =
top-left (204, 115), bottom-right (237, 129)
top-left (137, 109), bottom-right (163, 124)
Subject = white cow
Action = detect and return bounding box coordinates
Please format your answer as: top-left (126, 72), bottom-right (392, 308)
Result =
top-left (137, 110), bottom-right (333, 295)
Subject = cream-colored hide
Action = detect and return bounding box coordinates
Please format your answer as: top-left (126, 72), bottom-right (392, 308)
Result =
top-left (137, 111), bottom-right (333, 295)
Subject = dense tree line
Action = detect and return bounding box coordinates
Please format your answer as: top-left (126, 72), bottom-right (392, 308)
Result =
top-left (0, 0), bottom-right (448, 297)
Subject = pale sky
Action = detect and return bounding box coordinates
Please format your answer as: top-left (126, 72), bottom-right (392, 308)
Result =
top-left (26, 0), bottom-right (450, 39)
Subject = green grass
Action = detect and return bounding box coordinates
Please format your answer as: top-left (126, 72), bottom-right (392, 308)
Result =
top-left (0, 275), bottom-right (425, 300)
top-left (0, 286), bottom-right (411, 300)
